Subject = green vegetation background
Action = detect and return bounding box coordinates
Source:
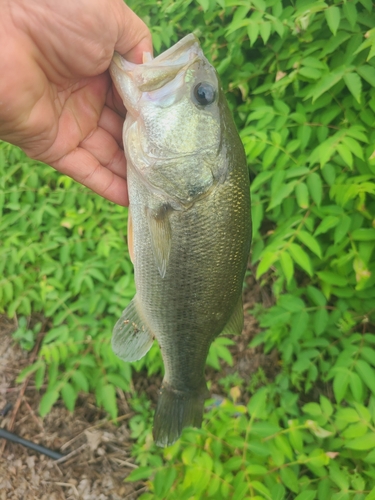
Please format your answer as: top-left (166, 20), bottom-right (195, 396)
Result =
top-left (1, 0), bottom-right (375, 498)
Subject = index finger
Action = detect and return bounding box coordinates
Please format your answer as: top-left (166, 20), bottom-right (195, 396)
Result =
top-left (114, 2), bottom-right (153, 63)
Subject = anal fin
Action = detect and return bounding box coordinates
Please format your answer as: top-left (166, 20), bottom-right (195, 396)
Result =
top-left (221, 294), bottom-right (244, 336)
top-left (146, 204), bottom-right (172, 278)
top-left (112, 297), bottom-right (154, 362)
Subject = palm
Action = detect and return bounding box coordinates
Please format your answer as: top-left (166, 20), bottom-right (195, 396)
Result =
top-left (33, 72), bottom-right (129, 206)
top-left (0, 0), bottom-right (152, 206)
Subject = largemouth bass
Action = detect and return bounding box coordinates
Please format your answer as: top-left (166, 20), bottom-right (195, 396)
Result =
top-left (110, 34), bottom-right (251, 447)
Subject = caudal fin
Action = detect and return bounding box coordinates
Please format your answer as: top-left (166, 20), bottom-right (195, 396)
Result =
top-left (153, 381), bottom-right (209, 447)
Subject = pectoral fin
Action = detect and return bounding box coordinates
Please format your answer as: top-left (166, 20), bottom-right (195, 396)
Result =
top-left (112, 297), bottom-right (154, 362)
top-left (221, 295), bottom-right (244, 336)
top-left (146, 205), bottom-right (172, 278)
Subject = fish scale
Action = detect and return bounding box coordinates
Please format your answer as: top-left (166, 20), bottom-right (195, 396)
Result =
top-left (110, 34), bottom-right (251, 447)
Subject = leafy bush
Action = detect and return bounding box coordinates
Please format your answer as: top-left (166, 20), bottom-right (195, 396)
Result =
top-left (127, 389), bottom-right (375, 499)
top-left (0, 142), bottom-right (136, 417)
top-left (2, 0), bottom-right (375, 498)
top-left (124, 0), bottom-right (375, 497)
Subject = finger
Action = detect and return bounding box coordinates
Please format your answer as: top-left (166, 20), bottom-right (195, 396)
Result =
top-left (53, 147), bottom-right (129, 206)
top-left (98, 104), bottom-right (124, 148)
top-left (106, 84), bottom-right (126, 119)
top-left (114, 1), bottom-right (153, 63)
top-left (80, 126), bottom-right (127, 179)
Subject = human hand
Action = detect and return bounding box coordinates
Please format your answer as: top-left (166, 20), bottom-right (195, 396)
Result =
top-left (0, 0), bottom-right (152, 206)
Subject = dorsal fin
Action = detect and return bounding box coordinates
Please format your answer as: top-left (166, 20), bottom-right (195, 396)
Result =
top-left (221, 295), bottom-right (244, 336)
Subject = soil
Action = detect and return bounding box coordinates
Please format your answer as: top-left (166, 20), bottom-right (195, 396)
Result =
top-left (0, 272), bottom-right (276, 499)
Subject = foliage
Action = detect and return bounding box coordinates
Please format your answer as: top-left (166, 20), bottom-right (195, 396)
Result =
top-left (125, 0), bottom-right (375, 497)
top-left (1, 0), bottom-right (375, 498)
top-left (0, 142), bottom-right (136, 418)
top-left (127, 388), bottom-right (375, 499)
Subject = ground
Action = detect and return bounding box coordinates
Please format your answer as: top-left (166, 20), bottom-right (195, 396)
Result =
top-left (0, 273), bottom-right (276, 499)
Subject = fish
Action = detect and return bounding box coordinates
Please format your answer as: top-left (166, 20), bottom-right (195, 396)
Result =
top-left (109, 34), bottom-right (251, 447)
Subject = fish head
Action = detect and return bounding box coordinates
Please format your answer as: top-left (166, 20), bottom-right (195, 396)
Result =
top-left (110, 34), bottom-right (229, 205)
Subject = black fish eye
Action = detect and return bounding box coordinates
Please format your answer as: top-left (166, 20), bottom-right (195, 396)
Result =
top-left (193, 82), bottom-right (216, 106)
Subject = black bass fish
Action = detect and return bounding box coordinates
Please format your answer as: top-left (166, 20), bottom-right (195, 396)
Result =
top-left (110, 34), bottom-right (251, 447)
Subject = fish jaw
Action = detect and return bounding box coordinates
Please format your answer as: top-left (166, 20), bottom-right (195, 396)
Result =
top-left (109, 34), bottom-right (205, 113)
top-left (110, 53), bottom-right (141, 113)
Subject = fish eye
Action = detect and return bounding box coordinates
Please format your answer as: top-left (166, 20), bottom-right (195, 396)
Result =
top-left (193, 82), bottom-right (216, 106)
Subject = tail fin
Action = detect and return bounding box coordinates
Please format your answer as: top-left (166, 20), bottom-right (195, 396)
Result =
top-left (153, 381), bottom-right (209, 447)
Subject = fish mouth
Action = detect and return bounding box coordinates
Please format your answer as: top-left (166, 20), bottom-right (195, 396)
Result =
top-left (111, 34), bottom-right (202, 93)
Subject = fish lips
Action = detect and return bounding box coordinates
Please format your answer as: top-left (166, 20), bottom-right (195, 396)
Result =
top-left (110, 34), bottom-right (204, 113)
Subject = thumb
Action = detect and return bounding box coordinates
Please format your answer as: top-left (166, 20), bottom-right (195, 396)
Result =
top-left (114, 1), bottom-right (153, 63)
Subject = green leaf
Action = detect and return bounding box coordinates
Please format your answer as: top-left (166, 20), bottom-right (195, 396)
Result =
top-left (197, 0), bottom-right (209, 12)
top-left (349, 371), bottom-right (363, 402)
top-left (280, 467), bottom-right (300, 494)
top-left (325, 6), bottom-right (340, 36)
top-left (289, 243), bottom-right (313, 276)
top-left (314, 308), bottom-right (329, 336)
top-left (226, 456), bottom-right (244, 471)
top-left (346, 433), bottom-right (375, 450)
top-left (351, 228), bottom-right (375, 241)
top-left (295, 183), bottom-right (309, 209)
top-left (320, 395), bottom-right (333, 417)
top-left (343, 72), bottom-right (362, 103)
top-left (302, 402), bottom-right (322, 416)
top-left (260, 21), bottom-right (271, 44)
top-left (126, 466), bottom-right (154, 482)
top-left (310, 69), bottom-right (344, 102)
top-left (297, 231), bottom-right (322, 258)
top-left (39, 389), bottom-right (60, 417)
top-left (336, 408), bottom-right (360, 423)
top-left (256, 251), bottom-right (278, 278)
top-left (106, 372), bottom-right (131, 392)
top-left (71, 370), bottom-right (89, 392)
top-left (252, 481), bottom-right (272, 499)
top-left (357, 65), bottom-right (375, 87)
top-left (154, 467), bottom-right (177, 498)
top-left (263, 145), bottom-right (280, 169)
top-left (246, 464), bottom-right (268, 475)
top-left (361, 347), bottom-right (375, 367)
top-left (336, 143), bottom-right (353, 169)
top-left (355, 360), bottom-right (375, 395)
top-left (307, 172), bottom-right (323, 207)
top-left (299, 67), bottom-right (322, 80)
top-left (306, 286), bottom-right (327, 306)
top-left (317, 271), bottom-right (348, 287)
top-left (342, 422), bottom-right (368, 439)
top-left (314, 216), bottom-right (339, 236)
top-left (366, 486), bottom-right (375, 500)
top-left (35, 364), bottom-right (46, 390)
top-left (247, 388), bottom-right (268, 417)
top-left (343, 2), bottom-right (357, 27)
top-left (16, 361), bottom-right (43, 383)
top-left (295, 491), bottom-right (317, 500)
top-left (342, 136), bottom-right (364, 159)
top-left (247, 22), bottom-right (260, 47)
top-left (334, 215), bottom-right (351, 245)
top-left (329, 463), bottom-right (349, 490)
top-left (333, 369), bottom-right (350, 403)
top-left (280, 250), bottom-right (294, 285)
top-left (96, 383), bottom-right (118, 420)
top-left (61, 382), bottom-right (77, 412)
